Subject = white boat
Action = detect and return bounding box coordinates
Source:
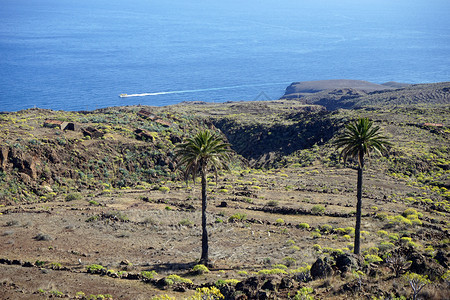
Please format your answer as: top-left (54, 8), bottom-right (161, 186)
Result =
top-left (119, 93), bottom-right (128, 98)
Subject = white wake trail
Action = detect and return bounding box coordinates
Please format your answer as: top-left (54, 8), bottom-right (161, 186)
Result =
top-left (120, 82), bottom-right (290, 98)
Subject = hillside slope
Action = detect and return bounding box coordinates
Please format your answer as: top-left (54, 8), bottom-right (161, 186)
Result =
top-left (281, 80), bottom-right (450, 110)
top-left (0, 82), bottom-right (449, 204)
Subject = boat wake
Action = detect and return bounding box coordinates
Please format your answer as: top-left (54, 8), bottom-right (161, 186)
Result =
top-left (119, 82), bottom-right (290, 98)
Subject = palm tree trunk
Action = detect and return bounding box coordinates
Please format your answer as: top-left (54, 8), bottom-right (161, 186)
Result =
top-left (354, 155), bottom-right (364, 255)
top-left (200, 170), bottom-right (209, 265)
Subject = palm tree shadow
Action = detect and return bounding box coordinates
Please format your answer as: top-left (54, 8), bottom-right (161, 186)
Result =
top-left (146, 261), bottom-right (197, 273)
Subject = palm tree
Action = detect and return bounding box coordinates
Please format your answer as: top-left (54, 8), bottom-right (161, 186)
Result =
top-left (335, 117), bottom-right (390, 255)
top-left (175, 130), bottom-right (232, 265)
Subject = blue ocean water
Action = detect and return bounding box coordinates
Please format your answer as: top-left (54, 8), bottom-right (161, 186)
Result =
top-left (1, 0), bottom-right (449, 112)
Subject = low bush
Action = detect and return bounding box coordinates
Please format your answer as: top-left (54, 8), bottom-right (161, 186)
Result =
top-left (65, 192), bottom-right (82, 201)
top-left (158, 186), bottom-right (170, 193)
top-left (311, 205), bottom-right (325, 215)
top-left (267, 200), bottom-right (279, 207)
top-left (86, 264), bottom-right (105, 274)
top-left (275, 218), bottom-right (285, 224)
top-left (165, 274), bottom-right (193, 285)
top-left (179, 219), bottom-right (193, 227)
top-left (311, 232), bottom-right (321, 239)
top-left (335, 228), bottom-right (346, 235)
top-left (257, 268), bottom-right (287, 275)
top-left (297, 223), bottom-right (310, 229)
top-left (377, 230), bottom-right (388, 237)
top-left (228, 213), bottom-right (247, 222)
top-left (378, 242), bottom-right (395, 252)
top-left (141, 270), bottom-right (157, 279)
top-left (320, 224), bottom-right (333, 233)
top-left (192, 264), bottom-right (209, 275)
top-left (192, 287), bottom-right (224, 299)
top-left (364, 254), bottom-right (383, 264)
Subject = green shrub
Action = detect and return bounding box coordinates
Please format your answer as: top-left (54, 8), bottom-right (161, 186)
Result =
top-left (312, 244), bottom-right (322, 251)
top-left (377, 230), bottom-right (388, 237)
top-left (243, 198), bottom-right (253, 203)
top-left (223, 279), bottom-right (239, 285)
top-left (275, 218), bottom-right (285, 224)
top-left (267, 200), bottom-right (279, 207)
top-left (215, 279), bottom-right (240, 287)
top-left (342, 234), bottom-right (351, 241)
top-left (35, 260), bottom-right (46, 267)
top-left (424, 246), bottom-right (435, 254)
top-left (165, 274), bottom-right (193, 285)
top-left (367, 247), bottom-right (379, 255)
top-left (151, 295), bottom-right (176, 300)
top-left (86, 264), bottom-right (105, 274)
top-left (257, 268), bottom-right (287, 275)
top-left (320, 224), bottom-right (333, 233)
top-left (179, 219), bottom-right (193, 226)
top-left (364, 254), bottom-right (383, 264)
top-left (335, 228), bottom-right (346, 235)
top-left (283, 257), bottom-right (297, 267)
top-left (376, 212), bottom-right (388, 220)
top-left (50, 262), bottom-right (62, 270)
top-left (65, 192), bottom-right (82, 201)
top-left (228, 213), bottom-right (246, 222)
top-left (311, 232), bottom-right (321, 239)
top-left (192, 264), bottom-right (210, 274)
top-left (297, 223), bottom-right (310, 229)
top-left (388, 215), bottom-right (412, 226)
top-left (158, 186), bottom-right (170, 193)
top-left (311, 205), bottom-right (325, 215)
top-left (141, 270), bottom-right (157, 279)
top-left (271, 264), bottom-right (288, 270)
top-left (51, 290), bottom-right (64, 297)
top-left (289, 264), bottom-right (311, 275)
top-left (104, 211), bottom-right (128, 221)
top-left (344, 227), bottom-right (355, 235)
top-left (403, 208), bottom-right (423, 218)
top-left (293, 287), bottom-right (314, 300)
top-left (407, 241), bottom-right (419, 248)
top-left (87, 294), bottom-right (113, 300)
top-left (191, 287), bottom-right (225, 299)
top-left (389, 233), bottom-right (399, 241)
top-left (379, 242), bottom-right (395, 252)
top-left (400, 237), bottom-right (412, 244)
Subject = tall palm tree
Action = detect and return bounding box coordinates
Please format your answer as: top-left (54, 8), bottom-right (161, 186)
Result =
top-left (335, 117), bottom-right (390, 255)
top-left (175, 130), bottom-right (232, 265)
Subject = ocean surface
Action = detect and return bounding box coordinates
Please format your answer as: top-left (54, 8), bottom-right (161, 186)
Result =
top-left (1, 0), bottom-right (449, 112)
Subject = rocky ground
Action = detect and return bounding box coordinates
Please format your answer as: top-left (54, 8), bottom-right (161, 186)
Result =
top-left (0, 82), bottom-right (449, 299)
top-left (0, 163), bottom-right (448, 299)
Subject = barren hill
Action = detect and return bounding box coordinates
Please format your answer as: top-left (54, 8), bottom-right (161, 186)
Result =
top-left (282, 79), bottom-right (395, 99)
top-left (281, 80), bottom-right (450, 110)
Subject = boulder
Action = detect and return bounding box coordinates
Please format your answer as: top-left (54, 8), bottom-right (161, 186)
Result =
top-left (334, 253), bottom-right (360, 274)
top-left (408, 252), bottom-right (427, 274)
top-left (434, 250), bottom-right (448, 268)
top-left (260, 275), bottom-right (281, 291)
top-left (310, 257), bottom-right (333, 280)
